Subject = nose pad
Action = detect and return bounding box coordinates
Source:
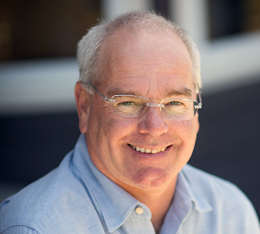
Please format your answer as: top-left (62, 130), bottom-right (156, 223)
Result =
top-left (138, 106), bottom-right (168, 135)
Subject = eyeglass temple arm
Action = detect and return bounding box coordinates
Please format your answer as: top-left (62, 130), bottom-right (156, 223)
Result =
top-left (87, 82), bottom-right (115, 103)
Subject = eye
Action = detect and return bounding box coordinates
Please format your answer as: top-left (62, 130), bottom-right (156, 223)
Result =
top-left (117, 100), bottom-right (144, 107)
top-left (112, 95), bottom-right (147, 113)
top-left (169, 101), bottom-right (181, 105)
top-left (120, 101), bottom-right (135, 106)
top-left (166, 100), bottom-right (184, 106)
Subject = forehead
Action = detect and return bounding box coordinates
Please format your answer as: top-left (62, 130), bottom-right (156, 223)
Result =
top-left (97, 29), bottom-right (194, 96)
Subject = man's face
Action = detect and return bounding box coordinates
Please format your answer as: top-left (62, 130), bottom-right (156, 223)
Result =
top-left (78, 30), bottom-right (199, 193)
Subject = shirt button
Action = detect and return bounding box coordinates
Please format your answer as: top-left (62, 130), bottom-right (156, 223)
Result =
top-left (135, 207), bottom-right (144, 215)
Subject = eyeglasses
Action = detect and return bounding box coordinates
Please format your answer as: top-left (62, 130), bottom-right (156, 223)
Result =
top-left (87, 83), bottom-right (202, 121)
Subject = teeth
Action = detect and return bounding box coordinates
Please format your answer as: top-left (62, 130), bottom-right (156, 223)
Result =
top-left (130, 145), bottom-right (167, 154)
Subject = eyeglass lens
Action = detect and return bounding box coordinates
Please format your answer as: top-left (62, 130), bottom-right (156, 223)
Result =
top-left (110, 95), bottom-right (197, 120)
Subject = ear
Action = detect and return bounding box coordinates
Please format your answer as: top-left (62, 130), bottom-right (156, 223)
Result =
top-left (75, 82), bottom-right (91, 134)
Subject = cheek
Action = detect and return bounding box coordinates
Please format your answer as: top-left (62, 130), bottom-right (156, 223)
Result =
top-left (170, 118), bottom-right (198, 136)
top-left (169, 118), bottom-right (199, 156)
top-left (89, 108), bottom-right (136, 146)
top-left (182, 119), bottom-right (199, 154)
top-left (101, 118), bottom-right (127, 144)
top-left (104, 117), bottom-right (138, 145)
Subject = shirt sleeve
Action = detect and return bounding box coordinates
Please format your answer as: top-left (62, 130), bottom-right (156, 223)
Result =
top-left (1, 226), bottom-right (40, 234)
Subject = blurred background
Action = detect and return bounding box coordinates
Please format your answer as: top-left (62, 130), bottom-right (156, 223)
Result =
top-left (1, 0), bottom-right (260, 217)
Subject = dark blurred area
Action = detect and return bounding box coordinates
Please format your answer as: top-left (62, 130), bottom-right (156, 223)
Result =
top-left (0, 0), bottom-right (100, 61)
top-left (208, 0), bottom-right (260, 39)
top-left (0, 0), bottom-right (260, 219)
top-left (0, 113), bottom-right (80, 182)
top-left (190, 80), bottom-right (260, 216)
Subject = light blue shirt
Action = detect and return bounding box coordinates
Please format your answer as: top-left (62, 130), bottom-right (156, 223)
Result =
top-left (1, 134), bottom-right (259, 233)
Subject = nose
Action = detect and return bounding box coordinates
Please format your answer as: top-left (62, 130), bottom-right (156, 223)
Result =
top-left (138, 107), bottom-right (168, 135)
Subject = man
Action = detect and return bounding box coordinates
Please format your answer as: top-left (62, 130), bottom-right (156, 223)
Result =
top-left (0, 12), bottom-right (259, 234)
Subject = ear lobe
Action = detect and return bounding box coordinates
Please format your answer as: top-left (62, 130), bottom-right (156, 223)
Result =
top-left (75, 82), bottom-right (91, 134)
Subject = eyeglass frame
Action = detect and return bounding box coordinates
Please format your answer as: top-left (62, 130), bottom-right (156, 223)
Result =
top-left (84, 82), bottom-right (202, 120)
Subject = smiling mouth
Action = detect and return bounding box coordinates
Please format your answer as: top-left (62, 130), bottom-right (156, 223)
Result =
top-left (129, 144), bottom-right (169, 154)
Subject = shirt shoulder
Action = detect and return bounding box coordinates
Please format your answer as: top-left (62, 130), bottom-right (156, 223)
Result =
top-left (182, 164), bottom-right (251, 205)
top-left (180, 164), bottom-right (260, 233)
top-left (0, 152), bottom-right (105, 234)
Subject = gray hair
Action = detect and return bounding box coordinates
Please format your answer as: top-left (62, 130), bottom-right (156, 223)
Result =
top-left (77, 11), bottom-right (202, 94)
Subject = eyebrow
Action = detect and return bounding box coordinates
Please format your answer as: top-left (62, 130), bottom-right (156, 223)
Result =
top-left (165, 88), bottom-right (193, 98)
top-left (107, 87), bottom-right (193, 98)
top-left (107, 88), bottom-right (143, 97)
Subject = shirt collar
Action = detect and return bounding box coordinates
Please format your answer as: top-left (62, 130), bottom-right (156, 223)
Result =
top-left (177, 166), bottom-right (213, 213)
top-left (72, 134), bottom-right (140, 233)
top-left (160, 166), bottom-right (212, 233)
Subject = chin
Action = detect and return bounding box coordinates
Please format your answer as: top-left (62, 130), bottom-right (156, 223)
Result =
top-left (130, 167), bottom-right (174, 189)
